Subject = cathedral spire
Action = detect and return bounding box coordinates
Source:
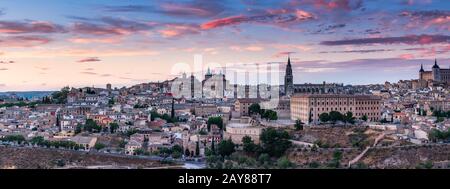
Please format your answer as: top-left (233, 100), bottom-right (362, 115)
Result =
top-left (433, 58), bottom-right (439, 69)
top-left (287, 55), bottom-right (291, 66)
top-left (419, 64), bottom-right (424, 72)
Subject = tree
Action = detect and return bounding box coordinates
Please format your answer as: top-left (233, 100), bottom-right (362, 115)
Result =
top-left (108, 98), bottom-right (115, 106)
top-left (134, 148), bottom-right (144, 155)
top-left (319, 113), bottom-right (330, 123)
top-left (260, 128), bottom-right (291, 157)
top-left (84, 119), bottom-right (101, 133)
top-left (195, 141), bottom-right (200, 157)
top-left (30, 136), bottom-right (45, 145)
top-left (344, 111), bottom-right (355, 124)
top-left (242, 136), bottom-right (257, 154)
top-left (207, 117), bottom-right (223, 131)
top-left (185, 149), bottom-right (191, 157)
top-left (51, 86), bottom-right (70, 104)
top-left (328, 150), bottom-right (343, 168)
top-left (171, 98), bottom-right (175, 119)
top-left (277, 157), bottom-right (293, 169)
top-left (361, 115), bottom-right (368, 122)
top-left (329, 111), bottom-right (343, 122)
top-left (258, 153), bottom-right (270, 166)
top-left (172, 145), bottom-right (183, 154)
top-left (218, 139), bottom-right (235, 157)
top-left (109, 122), bottom-right (119, 133)
top-left (94, 143), bottom-right (106, 151)
top-left (249, 103), bottom-right (261, 115)
top-left (295, 119), bottom-right (304, 130)
top-left (211, 139), bottom-right (216, 155)
top-left (262, 110), bottom-right (278, 120)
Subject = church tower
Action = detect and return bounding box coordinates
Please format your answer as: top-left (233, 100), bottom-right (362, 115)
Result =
top-left (432, 59), bottom-right (441, 82)
top-left (284, 56), bottom-right (294, 96)
top-left (419, 64), bottom-right (424, 80)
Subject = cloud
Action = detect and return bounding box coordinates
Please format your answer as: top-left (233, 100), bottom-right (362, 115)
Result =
top-left (398, 53), bottom-right (415, 59)
top-left (80, 71), bottom-right (97, 75)
top-left (229, 45), bottom-right (264, 52)
top-left (159, 23), bottom-right (200, 38)
top-left (312, 23), bottom-right (346, 34)
top-left (102, 1), bottom-right (225, 18)
top-left (70, 17), bottom-right (155, 36)
top-left (289, 0), bottom-right (363, 11)
top-left (273, 44), bottom-right (312, 51)
top-left (80, 71), bottom-right (112, 77)
top-left (319, 49), bottom-right (394, 54)
top-left (0, 60), bottom-right (15, 64)
top-left (311, 0), bottom-right (363, 11)
top-left (77, 57), bottom-right (101, 63)
top-left (320, 34), bottom-right (450, 46)
top-left (0, 68), bottom-right (8, 71)
top-left (273, 51), bottom-right (296, 58)
top-left (400, 10), bottom-right (450, 31)
top-left (201, 9), bottom-right (315, 30)
top-left (0, 20), bottom-right (65, 34)
top-left (68, 36), bottom-right (123, 44)
top-left (0, 35), bottom-right (51, 47)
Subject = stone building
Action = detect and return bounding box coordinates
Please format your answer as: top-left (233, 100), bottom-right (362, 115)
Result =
top-left (290, 94), bottom-right (382, 124)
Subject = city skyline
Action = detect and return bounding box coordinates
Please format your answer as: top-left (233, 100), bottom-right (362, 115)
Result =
top-left (0, 0), bottom-right (449, 91)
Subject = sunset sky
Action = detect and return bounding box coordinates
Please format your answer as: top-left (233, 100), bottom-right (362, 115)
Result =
top-left (0, 0), bottom-right (449, 91)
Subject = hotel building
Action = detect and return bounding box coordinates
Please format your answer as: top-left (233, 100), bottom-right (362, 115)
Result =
top-left (291, 94), bottom-right (382, 124)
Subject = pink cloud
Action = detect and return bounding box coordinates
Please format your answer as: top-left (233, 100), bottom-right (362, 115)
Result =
top-left (77, 57), bottom-right (101, 63)
top-left (201, 9), bottom-right (315, 30)
top-left (0, 36), bottom-right (51, 47)
top-left (159, 24), bottom-right (200, 38)
top-left (68, 36), bottom-right (122, 44)
top-left (399, 53), bottom-right (415, 59)
top-left (0, 21), bottom-right (65, 34)
top-left (229, 45), bottom-right (264, 52)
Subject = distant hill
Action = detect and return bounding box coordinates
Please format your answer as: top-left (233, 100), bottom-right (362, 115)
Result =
top-left (0, 91), bottom-right (55, 99)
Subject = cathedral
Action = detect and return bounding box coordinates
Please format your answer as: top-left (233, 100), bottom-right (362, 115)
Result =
top-left (283, 56), bottom-right (343, 96)
top-left (284, 56), bottom-right (294, 96)
top-left (419, 59), bottom-right (450, 83)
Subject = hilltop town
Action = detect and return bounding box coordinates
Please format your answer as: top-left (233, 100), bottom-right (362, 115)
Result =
top-left (1, 58), bottom-right (450, 169)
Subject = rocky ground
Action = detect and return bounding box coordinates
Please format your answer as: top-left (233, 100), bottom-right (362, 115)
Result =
top-left (0, 146), bottom-right (176, 169)
top-left (361, 144), bottom-right (450, 169)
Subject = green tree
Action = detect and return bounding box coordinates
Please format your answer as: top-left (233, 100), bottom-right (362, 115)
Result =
top-left (30, 136), bottom-right (45, 145)
top-left (94, 143), bottom-right (106, 150)
top-left (218, 139), bottom-right (235, 157)
top-left (361, 115), bottom-right (368, 122)
top-left (258, 153), bottom-right (271, 166)
top-left (262, 110), bottom-right (278, 120)
top-left (51, 86), bottom-right (70, 104)
top-left (249, 103), bottom-right (261, 115)
top-left (277, 156), bottom-right (293, 169)
top-left (207, 117), bottom-right (224, 131)
top-left (211, 139), bottom-right (216, 155)
top-left (109, 122), bottom-right (119, 133)
top-left (242, 136), bottom-right (257, 154)
top-left (172, 145), bottom-right (183, 154)
top-left (328, 150), bottom-right (343, 168)
top-left (134, 148), bottom-right (144, 155)
top-left (295, 119), bottom-right (304, 130)
top-left (195, 141), bottom-right (200, 157)
top-left (319, 113), bottom-right (330, 123)
top-left (84, 119), bottom-right (101, 133)
top-left (329, 111), bottom-right (344, 122)
top-left (260, 128), bottom-right (291, 157)
top-left (344, 111), bottom-right (355, 124)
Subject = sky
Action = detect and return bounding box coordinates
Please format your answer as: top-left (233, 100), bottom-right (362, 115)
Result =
top-left (0, 0), bottom-right (449, 91)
